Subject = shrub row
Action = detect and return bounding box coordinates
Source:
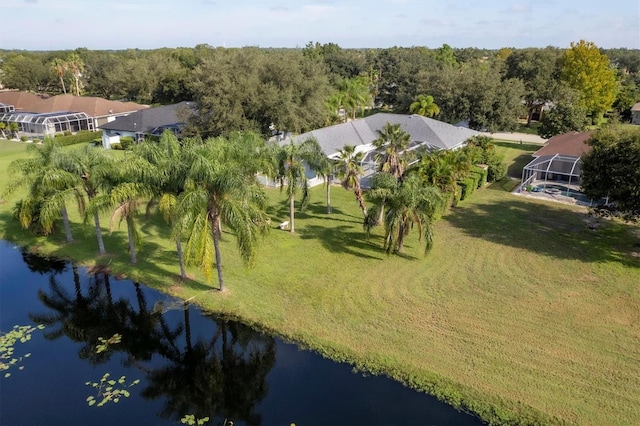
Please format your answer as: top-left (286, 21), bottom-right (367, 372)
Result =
top-left (51, 130), bottom-right (102, 147)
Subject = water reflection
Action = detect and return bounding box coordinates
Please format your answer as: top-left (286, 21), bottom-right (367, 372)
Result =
top-left (0, 241), bottom-right (482, 425)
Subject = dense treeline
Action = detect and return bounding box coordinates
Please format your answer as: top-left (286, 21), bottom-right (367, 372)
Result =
top-left (1, 43), bottom-right (639, 136)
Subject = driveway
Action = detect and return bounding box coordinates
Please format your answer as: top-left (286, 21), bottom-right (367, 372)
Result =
top-left (481, 131), bottom-right (547, 144)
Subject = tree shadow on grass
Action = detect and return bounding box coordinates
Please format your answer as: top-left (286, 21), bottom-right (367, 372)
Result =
top-left (299, 224), bottom-right (385, 260)
top-left (268, 199), bottom-right (363, 225)
top-left (444, 197), bottom-right (640, 268)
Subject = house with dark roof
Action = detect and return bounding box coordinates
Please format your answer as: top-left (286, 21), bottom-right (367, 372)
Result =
top-left (99, 101), bottom-right (195, 149)
top-left (280, 112), bottom-right (479, 187)
top-left (520, 131), bottom-right (593, 191)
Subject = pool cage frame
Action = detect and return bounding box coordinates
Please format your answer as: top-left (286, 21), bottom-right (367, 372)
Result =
top-left (0, 110), bottom-right (95, 139)
top-left (520, 154), bottom-right (583, 191)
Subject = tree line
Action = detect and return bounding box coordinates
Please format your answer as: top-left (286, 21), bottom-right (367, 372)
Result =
top-left (5, 126), bottom-right (506, 292)
top-left (1, 42), bottom-right (638, 137)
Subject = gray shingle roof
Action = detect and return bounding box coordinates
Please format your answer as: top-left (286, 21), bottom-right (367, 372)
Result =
top-left (99, 101), bottom-right (194, 133)
top-left (288, 113), bottom-right (479, 155)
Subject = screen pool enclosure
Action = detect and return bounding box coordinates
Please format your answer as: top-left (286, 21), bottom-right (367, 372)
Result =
top-left (0, 110), bottom-right (95, 138)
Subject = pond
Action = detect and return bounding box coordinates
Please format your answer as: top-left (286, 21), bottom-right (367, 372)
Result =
top-left (0, 241), bottom-right (483, 425)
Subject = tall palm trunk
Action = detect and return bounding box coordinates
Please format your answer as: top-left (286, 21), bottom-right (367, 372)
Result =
top-left (354, 187), bottom-right (367, 217)
top-left (93, 212), bottom-right (106, 255)
top-left (175, 238), bottom-right (186, 280)
top-left (61, 206), bottom-right (73, 242)
top-left (326, 179), bottom-right (332, 214)
top-left (126, 216), bottom-right (137, 264)
top-left (59, 75), bottom-right (67, 95)
top-left (377, 198), bottom-right (387, 225)
top-left (211, 212), bottom-right (225, 291)
top-left (289, 195), bottom-right (295, 233)
top-left (396, 219), bottom-right (407, 253)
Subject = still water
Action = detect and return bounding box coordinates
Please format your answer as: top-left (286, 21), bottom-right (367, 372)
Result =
top-left (0, 241), bottom-right (482, 425)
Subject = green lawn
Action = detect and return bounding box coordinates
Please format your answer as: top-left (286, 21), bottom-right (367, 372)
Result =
top-left (1, 139), bottom-right (639, 425)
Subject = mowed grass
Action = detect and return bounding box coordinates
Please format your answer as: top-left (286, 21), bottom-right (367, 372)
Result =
top-left (1, 139), bottom-right (639, 424)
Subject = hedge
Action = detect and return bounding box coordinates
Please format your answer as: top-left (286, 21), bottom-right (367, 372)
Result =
top-left (471, 165), bottom-right (488, 188)
top-left (50, 130), bottom-right (102, 147)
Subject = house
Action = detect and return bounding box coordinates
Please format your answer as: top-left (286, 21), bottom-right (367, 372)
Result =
top-left (520, 131), bottom-right (593, 190)
top-left (280, 112), bottom-right (479, 187)
top-left (632, 102), bottom-right (640, 125)
top-left (0, 91), bottom-right (148, 139)
top-left (99, 101), bottom-right (195, 149)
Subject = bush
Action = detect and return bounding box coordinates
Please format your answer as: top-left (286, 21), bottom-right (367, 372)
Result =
top-left (63, 130), bottom-right (72, 136)
top-left (110, 143), bottom-right (123, 150)
top-left (469, 171), bottom-right (481, 189)
top-left (487, 158), bottom-right (507, 182)
top-left (33, 138), bottom-right (41, 144)
top-left (471, 165), bottom-right (488, 187)
top-left (47, 131), bottom-right (102, 147)
top-left (119, 136), bottom-right (135, 150)
top-left (458, 178), bottom-right (476, 200)
top-left (20, 136), bottom-right (28, 142)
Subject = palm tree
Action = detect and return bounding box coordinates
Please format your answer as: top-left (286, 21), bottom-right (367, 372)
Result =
top-left (57, 145), bottom-right (116, 255)
top-left (87, 154), bottom-right (155, 264)
top-left (174, 136), bottom-right (270, 292)
top-left (275, 137), bottom-right (327, 233)
top-left (7, 140), bottom-right (80, 242)
top-left (335, 144), bottom-right (367, 217)
top-left (372, 122), bottom-right (412, 178)
top-left (416, 149), bottom-right (473, 207)
top-left (365, 173), bottom-right (443, 254)
top-left (410, 94), bottom-right (441, 117)
top-left (66, 53), bottom-right (84, 96)
top-left (0, 122), bottom-right (7, 139)
top-left (366, 172), bottom-right (398, 226)
top-left (338, 77), bottom-right (372, 120)
top-left (134, 131), bottom-right (191, 278)
top-left (51, 58), bottom-right (67, 94)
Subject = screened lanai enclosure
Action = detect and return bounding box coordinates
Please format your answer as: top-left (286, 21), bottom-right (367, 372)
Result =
top-left (0, 110), bottom-right (95, 139)
top-left (519, 154), bottom-right (599, 205)
top-left (521, 154), bottom-right (582, 189)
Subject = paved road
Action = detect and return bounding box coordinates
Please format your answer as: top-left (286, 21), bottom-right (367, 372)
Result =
top-left (481, 131), bottom-right (547, 144)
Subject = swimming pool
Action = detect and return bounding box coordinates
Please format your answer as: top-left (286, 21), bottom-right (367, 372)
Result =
top-left (535, 183), bottom-right (594, 204)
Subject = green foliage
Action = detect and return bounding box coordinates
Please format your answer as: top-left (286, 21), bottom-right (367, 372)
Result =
top-left (409, 94), bottom-right (440, 117)
top-left (63, 130), bottom-right (72, 136)
top-left (581, 126), bottom-right (640, 218)
top-left (180, 414), bottom-right (211, 425)
top-left (561, 40), bottom-right (618, 123)
top-left (85, 373), bottom-right (140, 407)
top-left (20, 136), bottom-right (29, 142)
top-left (1, 324), bottom-right (44, 378)
top-left (119, 136), bottom-right (134, 150)
top-left (95, 333), bottom-right (121, 354)
top-left (538, 86), bottom-right (590, 138)
top-left (471, 165), bottom-right (488, 187)
top-left (110, 142), bottom-right (123, 150)
top-left (458, 178), bottom-right (475, 200)
top-left (46, 131), bottom-right (101, 147)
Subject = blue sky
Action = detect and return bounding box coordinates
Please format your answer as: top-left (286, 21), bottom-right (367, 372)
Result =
top-left (2, 0), bottom-right (638, 50)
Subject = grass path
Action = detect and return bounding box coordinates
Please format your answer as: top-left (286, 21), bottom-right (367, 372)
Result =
top-left (1, 139), bottom-right (638, 424)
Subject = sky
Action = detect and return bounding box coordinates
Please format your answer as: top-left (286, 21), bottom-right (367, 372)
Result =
top-left (2, 0), bottom-right (638, 51)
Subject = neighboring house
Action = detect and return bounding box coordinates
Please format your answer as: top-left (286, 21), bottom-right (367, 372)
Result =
top-left (25, 94), bottom-right (148, 128)
top-left (0, 110), bottom-right (96, 137)
top-left (99, 101), bottom-right (195, 149)
top-left (520, 131), bottom-right (593, 190)
top-left (281, 112), bottom-right (479, 187)
top-left (632, 102), bottom-right (640, 125)
top-left (0, 91), bottom-right (148, 139)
